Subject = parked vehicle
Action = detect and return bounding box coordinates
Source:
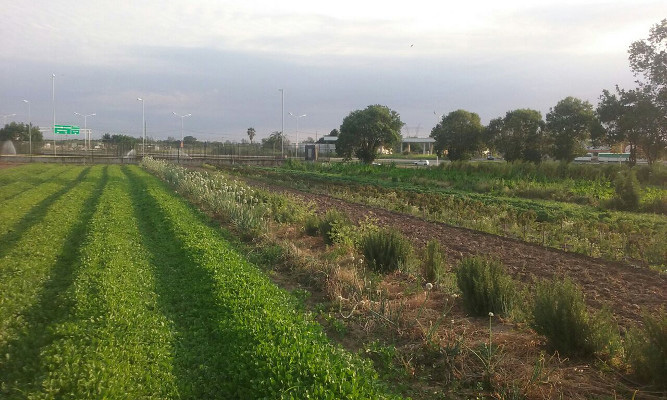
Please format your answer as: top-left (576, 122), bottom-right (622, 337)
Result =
top-left (413, 160), bottom-right (429, 166)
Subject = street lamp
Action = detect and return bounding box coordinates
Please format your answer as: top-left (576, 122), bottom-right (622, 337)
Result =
top-left (172, 112), bottom-right (191, 163)
top-left (74, 112), bottom-right (95, 150)
top-left (279, 89), bottom-right (284, 158)
top-left (52, 74), bottom-right (56, 156)
top-left (137, 97), bottom-right (145, 156)
top-left (289, 112), bottom-right (306, 158)
top-left (23, 101), bottom-right (31, 157)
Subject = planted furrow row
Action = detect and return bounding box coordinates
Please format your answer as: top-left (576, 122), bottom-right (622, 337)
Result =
top-left (0, 166), bottom-right (106, 398)
top-left (126, 166), bottom-right (397, 399)
top-left (27, 166), bottom-right (178, 399)
top-left (0, 165), bottom-right (69, 203)
top-left (0, 164), bottom-right (55, 186)
top-left (0, 166), bottom-right (90, 242)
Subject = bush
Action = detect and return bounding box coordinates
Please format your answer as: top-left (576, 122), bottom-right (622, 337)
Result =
top-left (422, 240), bottom-right (446, 284)
top-left (455, 256), bottom-right (516, 316)
top-left (626, 309), bottom-right (667, 388)
top-left (319, 209), bottom-right (350, 244)
top-left (531, 277), bottom-right (618, 357)
top-left (609, 170), bottom-right (640, 211)
top-left (303, 213), bottom-right (321, 236)
top-left (360, 228), bottom-right (413, 273)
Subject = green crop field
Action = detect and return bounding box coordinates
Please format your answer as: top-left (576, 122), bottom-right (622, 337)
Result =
top-left (0, 164), bottom-right (398, 399)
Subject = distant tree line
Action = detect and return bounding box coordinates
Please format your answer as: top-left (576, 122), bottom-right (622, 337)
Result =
top-left (334, 19), bottom-right (666, 165)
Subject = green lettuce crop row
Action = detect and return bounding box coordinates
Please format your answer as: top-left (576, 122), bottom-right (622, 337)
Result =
top-left (30, 165), bottom-right (178, 399)
top-left (0, 165), bottom-right (106, 397)
top-left (128, 165), bottom-right (399, 398)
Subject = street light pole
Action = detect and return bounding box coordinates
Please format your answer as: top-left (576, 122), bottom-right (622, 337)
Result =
top-left (74, 112), bottom-right (95, 150)
top-left (172, 112), bottom-right (191, 163)
top-left (289, 112), bottom-right (306, 158)
top-left (279, 89), bottom-right (284, 158)
top-left (52, 74), bottom-right (56, 156)
top-left (23, 100), bottom-right (31, 157)
top-left (137, 97), bottom-right (145, 157)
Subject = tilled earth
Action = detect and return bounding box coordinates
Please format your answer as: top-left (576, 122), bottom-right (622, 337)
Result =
top-left (253, 181), bottom-right (666, 329)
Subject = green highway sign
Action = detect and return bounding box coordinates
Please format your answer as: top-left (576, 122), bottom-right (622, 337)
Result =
top-left (55, 125), bottom-right (80, 135)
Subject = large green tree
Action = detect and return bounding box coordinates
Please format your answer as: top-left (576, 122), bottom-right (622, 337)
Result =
top-left (596, 19), bottom-right (667, 165)
top-left (546, 97), bottom-right (597, 162)
top-left (337, 105), bottom-right (404, 163)
top-left (597, 86), bottom-right (663, 165)
top-left (430, 109), bottom-right (483, 161)
top-left (488, 109), bottom-right (546, 163)
top-left (628, 18), bottom-right (667, 163)
top-left (0, 122), bottom-right (42, 142)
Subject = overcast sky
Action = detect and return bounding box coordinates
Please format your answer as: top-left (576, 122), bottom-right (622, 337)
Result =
top-left (1, 1), bottom-right (665, 143)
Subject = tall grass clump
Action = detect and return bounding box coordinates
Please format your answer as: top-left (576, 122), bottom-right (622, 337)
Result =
top-left (531, 277), bottom-right (618, 357)
top-left (422, 239), bottom-right (446, 284)
top-left (625, 309), bottom-right (667, 388)
top-left (455, 256), bottom-right (516, 316)
top-left (360, 228), bottom-right (413, 273)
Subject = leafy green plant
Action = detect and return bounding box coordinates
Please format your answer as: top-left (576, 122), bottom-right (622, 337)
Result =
top-left (625, 308), bottom-right (667, 388)
top-left (455, 256), bottom-right (516, 317)
top-left (360, 228), bottom-right (413, 273)
top-left (530, 277), bottom-right (618, 357)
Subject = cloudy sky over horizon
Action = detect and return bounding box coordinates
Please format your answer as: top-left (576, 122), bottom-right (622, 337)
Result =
top-left (1, 1), bottom-right (665, 143)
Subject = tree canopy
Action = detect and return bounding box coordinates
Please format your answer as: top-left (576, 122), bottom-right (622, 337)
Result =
top-left (0, 122), bottom-right (42, 142)
top-left (430, 109), bottom-right (483, 161)
top-left (595, 19), bottom-right (667, 165)
top-left (247, 127), bottom-right (256, 144)
top-left (337, 105), bottom-right (404, 163)
top-left (487, 109), bottom-right (546, 163)
top-left (262, 131), bottom-right (289, 151)
top-left (546, 97), bottom-right (597, 162)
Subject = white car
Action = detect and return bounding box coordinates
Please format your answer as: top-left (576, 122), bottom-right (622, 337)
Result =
top-left (413, 160), bottom-right (429, 166)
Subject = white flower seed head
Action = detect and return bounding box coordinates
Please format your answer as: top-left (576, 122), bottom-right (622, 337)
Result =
top-left (337, 295), bottom-right (343, 301)
top-left (425, 283), bottom-right (433, 291)
top-left (488, 312), bottom-right (494, 317)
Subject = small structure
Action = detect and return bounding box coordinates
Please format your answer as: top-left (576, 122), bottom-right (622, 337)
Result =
top-left (401, 137), bottom-right (436, 154)
top-left (304, 144), bottom-right (317, 161)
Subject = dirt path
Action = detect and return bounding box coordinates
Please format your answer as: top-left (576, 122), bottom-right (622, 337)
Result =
top-left (254, 181), bottom-right (666, 328)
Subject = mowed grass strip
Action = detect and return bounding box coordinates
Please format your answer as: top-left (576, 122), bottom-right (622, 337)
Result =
top-left (126, 165), bottom-right (398, 399)
top-left (0, 164), bottom-right (67, 203)
top-left (0, 166), bottom-right (89, 242)
top-left (0, 166), bottom-right (106, 398)
top-left (24, 166), bottom-right (179, 399)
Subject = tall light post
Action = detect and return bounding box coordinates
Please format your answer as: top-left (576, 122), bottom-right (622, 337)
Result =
top-left (289, 112), bottom-right (306, 158)
top-left (52, 74), bottom-right (56, 156)
top-left (74, 112), bottom-right (95, 150)
top-left (23, 100), bottom-right (31, 156)
top-left (137, 97), bottom-right (145, 156)
top-left (172, 112), bottom-right (191, 163)
top-left (279, 89), bottom-right (284, 158)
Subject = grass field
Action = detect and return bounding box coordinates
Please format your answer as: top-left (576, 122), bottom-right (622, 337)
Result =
top-left (0, 164), bottom-right (397, 399)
